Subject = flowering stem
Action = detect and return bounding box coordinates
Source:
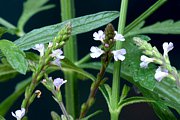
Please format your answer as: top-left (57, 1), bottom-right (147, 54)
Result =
top-left (110, 0), bottom-right (128, 119)
top-left (79, 52), bottom-right (112, 119)
top-left (60, 0), bottom-right (78, 118)
top-left (58, 102), bottom-right (70, 120)
top-left (124, 0), bottom-right (166, 34)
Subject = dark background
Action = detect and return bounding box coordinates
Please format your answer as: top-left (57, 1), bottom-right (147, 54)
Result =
top-left (0, 0), bottom-right (180, 120)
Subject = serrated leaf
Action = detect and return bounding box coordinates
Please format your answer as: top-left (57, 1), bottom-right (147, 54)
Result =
top-left (0, 77), bottom-right (31, 116)
top-left (0, 64), bottom-right (18, 82)
top-left (126, 20), bottom-right (180, 36)
top-left (0, 40), bottom-right (28, 74)
top-left (14, 11), bottom-right (119, 50)
top-left (17, 0), bottom-right (55, 31)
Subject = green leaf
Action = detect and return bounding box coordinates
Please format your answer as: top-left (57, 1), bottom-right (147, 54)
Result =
top-left (0, 27), bottom-right (7, 37)
top-left (119, 96), bottom-right (154, 109)
top-left (0, 64), bottom-right (18, 82)
top-left (14, 11), bottom-right (119, 50)
top-left (51, 111), bottom-right (61, 120)
top-left (80, 110), bottom-right (102, 120)
top-left (126, 20), bottom-right (180, 36)
top-left (101, 84), bottom-right (111, 106)
top-left (0, 77), bottom-right (31, 116)
top-left (0, 115), bottom-right (6, 120)
top-left (119, 85), bottom-right (130, 102)
top-left (0, 40), bottom-right (28, 74)
top-left (17, 0), bottom-right (55, 31)
top-left (0, 18), bottom-right (16, 30)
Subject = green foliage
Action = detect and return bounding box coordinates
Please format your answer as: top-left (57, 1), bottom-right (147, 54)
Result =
top-left (0, 27), bottom-right (7, 37)
top-left (0, 78), bottom-right (31, 116)
top-left (51, 111), bottom-right (61, 120)
top-left (14, 11), bottom-right (119, 50)
top-left (0, 18), bottom-right (17, 35)
top-left (0, 40), bottom-right (28, 74)
top-left (126, 20), bottom-right (180, 36)
top-left (0, 64), bottom-right (18, 82)
top-left (0, 115), bottom-right (6, 120)
top-left (17, 0), bottom-right (55, 31)
top-left (80, 110), bottom-right (102, 120)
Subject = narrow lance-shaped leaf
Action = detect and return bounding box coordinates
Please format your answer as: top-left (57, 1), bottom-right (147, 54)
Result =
top-left (125, 20), bottom-right (180, 36)
top-left (0, 78), bottom-right (31, 116)
top-left (17, 0), bottom-right (55, 31)
top-left (14, 11), bottom-right (119, 50)
top-left (0, 40), bottom-right (28, 74)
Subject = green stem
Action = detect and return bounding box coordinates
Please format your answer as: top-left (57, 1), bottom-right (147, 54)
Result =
top-left (60, 0), bottom-right (78, 118)
top-left (110, 1), bottom-right (128, 120)
top-left (124, 0), bottom-right (166, 34)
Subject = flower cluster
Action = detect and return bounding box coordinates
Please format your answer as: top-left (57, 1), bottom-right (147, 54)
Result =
top-left (32, 42), bottom-right (65, 67)
top-left (90, 26), bottom-right (126, 61)
top-left (134, 37), bottom-right (177, 83)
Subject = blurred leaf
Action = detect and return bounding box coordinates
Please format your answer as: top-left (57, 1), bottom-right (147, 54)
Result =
top-left (0, 77), bottom-right (31, 116)
top-left (119, 85), bottom-right (130, 102)
top-left (0, 64), bottom-right (18, 82)
top-left (0, 40), bottom-right (28, 74)
top-left (80, 110), bottom-right (102, 120)
top-left (0, 115), bottom-right (6, 120)
top-left (17, 0), bottom-right (55, 31)
top-left (126, 20), bottom-right (180, 36)
top-left (0, 27), bottom-right (7, 37)
top-left (51, 111), bottom-right (61, 120)
top-left (14, 11), bottom-right (119, 50)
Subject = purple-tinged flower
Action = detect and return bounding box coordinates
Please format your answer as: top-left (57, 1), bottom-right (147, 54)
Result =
top-left (163, 42), bottom-right (173, 57)
top-left (50, 49), bottom-right (65, 59)
top-left (93, 30), bottom-right (105, 42)
top-left (32, 44), bottom-right (45, 57)
top-left (155, 66), bottom-right (168, 82)
top-left (90, 46), bottom-right (104, 58)
top-left (112, 48), bottom-right (126, 61)
top-left (114, 31), bottom-right (125, 41)
top-left (140, 55), bottom-right (154, 68)
top-left (53, 78), bottom-right (67, 91)
top-left (11, 108), bottom-right (25, 120)
top-left (51, 58), bottom-right (61, 67)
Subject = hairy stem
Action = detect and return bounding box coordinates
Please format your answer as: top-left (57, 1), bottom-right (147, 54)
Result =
top-left (110, 0), bottom-right (128, 120)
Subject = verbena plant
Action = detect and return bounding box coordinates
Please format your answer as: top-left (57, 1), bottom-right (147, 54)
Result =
top-left (0, 0), bottom-right (180, 120)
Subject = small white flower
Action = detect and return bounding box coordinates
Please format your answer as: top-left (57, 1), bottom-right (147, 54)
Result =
top-left (140, 55), bottom-right (154, 68)
top-left (50, 49), bottom-right (65, 59)
top-left (11, 108), bottom-right (25, 120)
top-left (155, 66), bottom-right (168, 82)
top-left (32, 44), bottom-right (45, 57)
top-left (51, 58), bottom-right (61, 67)
top-left (90, 46), bottom-right (104, 58)
top-left (53, 78), bottom-right (67, 90)
top-left (93, 30), bottom-right (105, 42)
top-left (114, 31), bottom-right (125, 41)
top-left (163, 42), bottom-right (173, 56)
top-left (112, 48), bottom-right (126, 61)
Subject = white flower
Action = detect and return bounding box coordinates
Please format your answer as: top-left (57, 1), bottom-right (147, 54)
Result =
top-left (112, 48), bottom-right (126, 61)
top-left (163, 42), bottom-right (173, 56)
top-left (114, 31), bottom-right (125, 41)
top-left (93, 30), bottom-right (105, 42)
top-left (53, 78), bottom-right (67, 90)
top-left (155, 66), bottom-right (168, 82)
top-left (50, 49), bottom-right (65, 59)
top-left (51, 58), bottom-right (61, 67)
top-left (32, 44), bottom-right (45, 57)
top-left (140, 55), bottom-right (154, 68)
top-left (11, 108), bottom-right (25, 120)
top-left (90, 46), bottom-right (104, 58)
top-left (48, 42), bottom-right (53, 48)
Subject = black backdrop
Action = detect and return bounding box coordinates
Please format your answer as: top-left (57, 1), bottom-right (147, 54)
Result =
top-left (0, 0), bottom-right (180, 120)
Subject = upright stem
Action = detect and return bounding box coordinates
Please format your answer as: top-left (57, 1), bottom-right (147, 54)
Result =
top-left (124, 0), bottom-right (166, 34)
top-left (60, 0), bottom-right (78, 118)
top-left (110, 0), bottom-right (128, 119)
